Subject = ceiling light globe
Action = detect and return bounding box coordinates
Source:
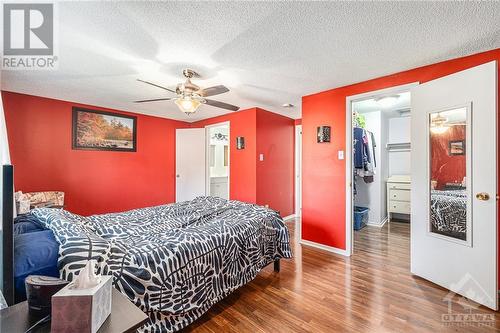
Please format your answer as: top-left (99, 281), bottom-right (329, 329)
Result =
top-left (175, 97), bottom-right (201, 114)
top-left (376, 96), bottom-right (399, 108)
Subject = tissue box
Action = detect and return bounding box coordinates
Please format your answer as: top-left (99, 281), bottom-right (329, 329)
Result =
top-left (51, 276), bottom-right (112, 333)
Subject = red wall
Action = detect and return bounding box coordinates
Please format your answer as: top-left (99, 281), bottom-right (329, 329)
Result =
top-left (190, 108), bottom-right (258, 204)
top-left (256, 109), bottom-right (295, 217)
top-left (430, 125), bottom-right (466, 189)
top-left (191, 108), bottom-right (295, 216)
top-left (3, 93), bottom-right (295, 217)
top-left (302, 48), bottom-right (500, 250)
top-left (2, 91), bottom-right (189, 215)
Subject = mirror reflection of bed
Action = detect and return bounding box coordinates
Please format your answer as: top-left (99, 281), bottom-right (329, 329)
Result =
top-left (429, 107), bottom-right (468, 241)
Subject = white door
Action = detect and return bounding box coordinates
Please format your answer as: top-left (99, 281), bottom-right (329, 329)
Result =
top-left (295, 125), bottom-right (302, 217)
top-left (411, 61), bottom-right (497, 310)
top-left (176, 128), bottom-right (206, 202)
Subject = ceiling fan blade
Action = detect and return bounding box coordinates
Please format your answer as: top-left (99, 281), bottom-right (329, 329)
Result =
top-left (199, 85), bottom-right (229, 97)
top-left (204, 99), bottom-right (240, 111)
top-left (137, 79), bottom-right (176, 93)
top-left (134, 98), bottom-right (173, 103)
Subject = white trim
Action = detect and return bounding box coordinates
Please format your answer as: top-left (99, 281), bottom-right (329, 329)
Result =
top-left (282, 214), bottom-right (296, 221)
top-left (366, 217), bottom-right (388, 228)
top-left (295, 125), bottom-right (302, 217)
top-left (204, 121), bottom-right (230, 199)
top-left (345, 82), bottom-right (419, 256)
top-left (300, 239), bottom-right (349, 256)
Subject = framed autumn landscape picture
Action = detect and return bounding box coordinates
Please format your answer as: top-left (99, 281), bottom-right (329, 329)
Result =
top-left (72, 107), bottom-right (137, 152)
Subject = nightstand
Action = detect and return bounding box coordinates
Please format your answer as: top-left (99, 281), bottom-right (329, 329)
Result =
top-left (0, 288), bottom-right (148, 332)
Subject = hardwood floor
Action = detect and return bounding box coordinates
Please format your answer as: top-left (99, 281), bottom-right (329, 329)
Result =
top-left (182, 220), bottom-right (500, 332)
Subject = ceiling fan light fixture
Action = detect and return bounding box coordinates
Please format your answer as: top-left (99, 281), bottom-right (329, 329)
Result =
top-left (430, 113), bottom-right (450, 134)
top-left (175, 96), bottom-right (202, 114)
top-left (136, 70), bottom-right (239, 113)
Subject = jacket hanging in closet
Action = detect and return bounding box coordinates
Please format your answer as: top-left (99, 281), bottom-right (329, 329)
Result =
top-left (353, 127), bottom-right (376, 183)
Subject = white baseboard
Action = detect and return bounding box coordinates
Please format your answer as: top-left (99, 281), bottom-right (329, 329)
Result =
top-left (283, 214), bottom-right (296, 221)
top-left (300, 239), bottom-right (350, 256)
top-left (366, 217), bottom-right (388, 228)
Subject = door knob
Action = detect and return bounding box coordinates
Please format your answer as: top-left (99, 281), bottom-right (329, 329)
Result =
top-left (476, 192), bottom-right (490, 201)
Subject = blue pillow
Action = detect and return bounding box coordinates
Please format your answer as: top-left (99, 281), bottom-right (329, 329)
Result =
top-left (14, 230), bottom-right (60, 301)
top-left (13, 213), bottom-right (46, 235)
top-left (13, 221), bottom-right (45, 235)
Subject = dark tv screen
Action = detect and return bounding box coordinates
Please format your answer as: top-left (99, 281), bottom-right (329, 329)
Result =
top-left (1, 165), bottom-right (14, 306)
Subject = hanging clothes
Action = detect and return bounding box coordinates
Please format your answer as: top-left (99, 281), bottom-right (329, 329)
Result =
top-left (353, 127), bottom-right (369, 169)
top-left (353, 127), bottom-right (376, 183)
top-left (365, 132), bottom-right (375, 174)
top-left (370, 131), bottom-right (377, 167)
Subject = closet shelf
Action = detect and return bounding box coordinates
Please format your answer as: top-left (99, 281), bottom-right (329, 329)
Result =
top-left (386, 142), bottom-right (411, 152)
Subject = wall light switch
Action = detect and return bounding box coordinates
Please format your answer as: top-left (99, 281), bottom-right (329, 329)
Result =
top-left (338, 150), bottom-right (345, 160)
top-left (259, 154), bottom-right (264, 161)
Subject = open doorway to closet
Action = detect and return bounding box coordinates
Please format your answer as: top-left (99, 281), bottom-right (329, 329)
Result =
top-left (206, 122), bottom-right (230, 200)
top-left (346, 84), bottom-right (416, 256)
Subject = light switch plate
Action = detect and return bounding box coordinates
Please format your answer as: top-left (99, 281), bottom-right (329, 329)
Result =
top-left (259, 153), bottom-right (264, 161)
top-left (338, 150), bottom-right (345, 160)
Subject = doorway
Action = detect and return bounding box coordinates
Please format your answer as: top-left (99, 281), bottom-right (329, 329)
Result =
top-left (206, 122), bottom-right (230, 200)
top-left (345, 83), bottom-right (417, 256)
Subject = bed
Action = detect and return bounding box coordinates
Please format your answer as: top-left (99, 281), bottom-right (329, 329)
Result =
top-left (29, 196), bottom-right (292, 332)
top-left (430, 189), bottom-right (467, 240)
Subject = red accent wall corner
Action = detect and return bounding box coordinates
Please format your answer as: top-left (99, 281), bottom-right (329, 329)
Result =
top-left (191, 107), bottom-right (295, 217)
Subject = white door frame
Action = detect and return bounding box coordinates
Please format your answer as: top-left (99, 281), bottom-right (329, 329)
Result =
top-left (345, 82), bottom-right (419, 256)
top-left (295, 125), bottom-right (302, 218)
top-left (205, 121), bottom-right (230, 199)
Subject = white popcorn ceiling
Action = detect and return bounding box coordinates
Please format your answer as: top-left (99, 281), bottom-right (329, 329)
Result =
top-left (2, 1), bottom-right (500, 122)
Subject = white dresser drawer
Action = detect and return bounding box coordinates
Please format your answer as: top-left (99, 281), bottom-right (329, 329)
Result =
top-left (389, 189), bottom-right (410, 202)
top-left (389, 200), bottom-right (411, 214)
top-left (387, 183), bottom-right (411, 190)
top-left (210, 176), bottom-right (228, 184)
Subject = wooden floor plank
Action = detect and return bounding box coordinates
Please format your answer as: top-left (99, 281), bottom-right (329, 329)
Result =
top-left (182, 220), bottom-right (500, 332)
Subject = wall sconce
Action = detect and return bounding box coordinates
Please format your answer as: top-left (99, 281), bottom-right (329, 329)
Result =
top-left (317, 126), bottom-right (331, 143)
top-left (236, 137), bottom-right (245, 150)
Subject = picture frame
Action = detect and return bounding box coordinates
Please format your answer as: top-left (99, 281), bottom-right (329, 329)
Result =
top-left (72, 107), bottom-right (137, 152)
top-left (236, 137), bottom-right (245, 150)
top-left (317, 126), bottom-right (331, 143)
top-left (448, 140), bottom-right (465, 156)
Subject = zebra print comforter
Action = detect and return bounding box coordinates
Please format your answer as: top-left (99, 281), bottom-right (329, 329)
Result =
top-left (430, 190), bottom-right (467, 238)
top-left (32, 197), bottom-right (292, 332)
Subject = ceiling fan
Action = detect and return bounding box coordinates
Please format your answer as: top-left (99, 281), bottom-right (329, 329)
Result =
top-left (134, 69), bottom-right (240, 114)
